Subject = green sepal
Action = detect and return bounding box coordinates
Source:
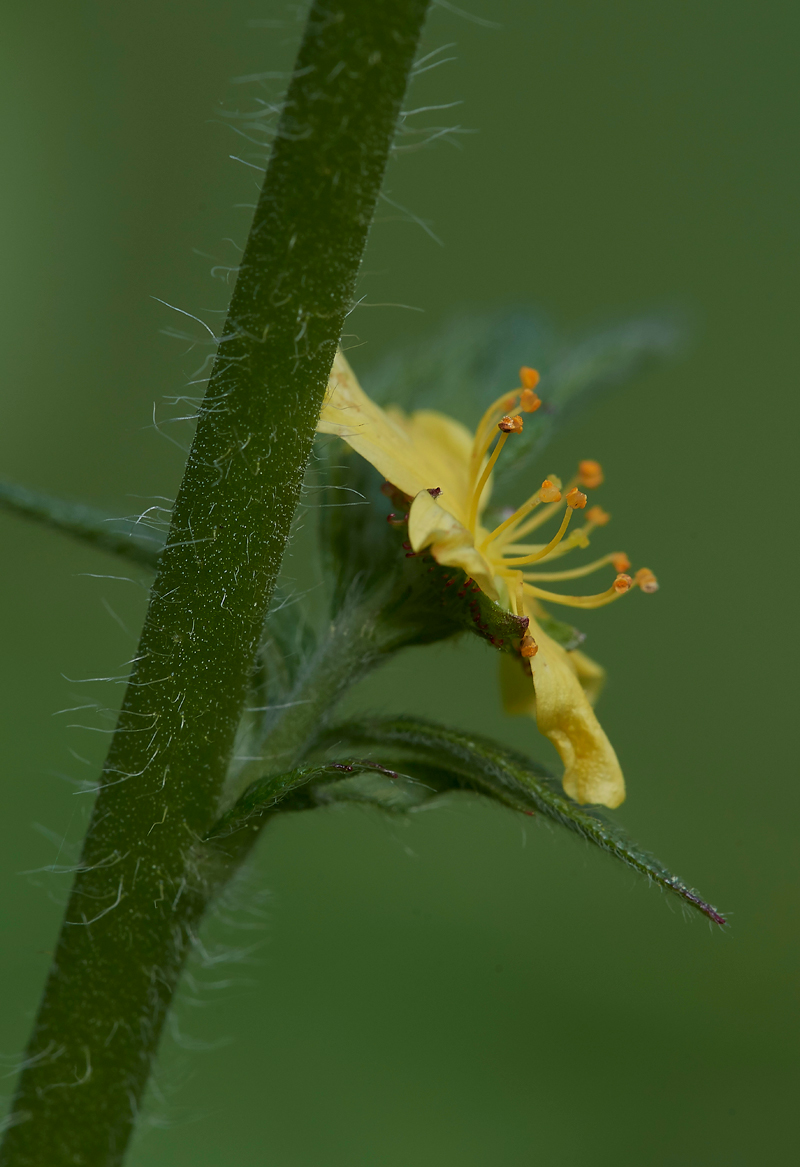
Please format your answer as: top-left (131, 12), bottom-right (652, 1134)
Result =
top-left (0, 480), bottom-right (164, 570)
top-left (317, 716), bottom-right (726, 926)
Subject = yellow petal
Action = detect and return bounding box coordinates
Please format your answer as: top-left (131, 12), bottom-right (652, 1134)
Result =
top-left (407, 490), bottom-right (498, 600)
top-left (317, 352), bottom-right (475, 524)
top-left (526, 614), bottom-right (625, 807)
top-left (387, 407), bottom-right (487, 522)
top-left (568, 649), bottom-right (606, 707)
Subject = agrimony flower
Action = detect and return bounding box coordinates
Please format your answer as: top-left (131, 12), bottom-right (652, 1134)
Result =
top-left (318, 352), bottom-right (658, 808)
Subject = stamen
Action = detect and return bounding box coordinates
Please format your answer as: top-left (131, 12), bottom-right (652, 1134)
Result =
top-left (498, 414), bottom-right (524, 434)
top-left (585, 505), bottom-right (610, 526)
top-left (578, 460), bottom-right (604, 489)
top-left (634, 568), bottom-right (659, 593)
top-left (467, 430), bottom-right (510, 530)
top-left (520, 634), bottom-right (538, 659)
top-left (500, 474), bottom-right (571, 542)
top-left (539, 478), bottom-right (562, 503)
top-left (519, 366), bottom-right (540, 390)
top-left (498, 506), bottom-right (574, 566)
top-left (480, 478), bottom-right (561, 552)
top-left (520, 388), bottom-right (541, 413)
top-left (470, 390), bottom-right (520, 474)
top-left (505, 525), bottom-right (592, 560)
top-left (565, 487), bottom-right (587, 509)
top-left (523, 578), bottom-right (634, 610)
top-left (523, 552), bottom-right (631, 582)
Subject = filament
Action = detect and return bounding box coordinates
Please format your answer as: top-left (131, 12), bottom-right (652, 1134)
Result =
top-left (523, 553), bottom-right (628, 582)
top-left (496, 507), bottom-right (573, 566)
top-left (479, 491), bottom-right (544, 551)
top-left (499, 478), bottom-right (577, 545)
top-left (467, 433), bottom-right (508, 531)
top-left (523, 581), bottom-right (631, 609)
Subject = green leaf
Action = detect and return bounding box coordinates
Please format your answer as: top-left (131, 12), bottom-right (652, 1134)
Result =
top-left (206, 760), bottom-right (407, 839)
top-left (312, 768), bottom-right (438, 813)
top-left (0, 480), bottom-right (164, 570)
top-left (318, 716), bottom-right (726, 926)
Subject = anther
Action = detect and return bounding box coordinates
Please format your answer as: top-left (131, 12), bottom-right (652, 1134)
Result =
top-left (610, 553), bottom-right (631, 573)
top-left (539, 478), bottom-right (562, 503)
top-left (613, 573), bottom-right (633, 593)
top-left (498, 414), bottom-right (524, 434)
top-left (566, 487), bottom-right (587, 509)
top-left (585, 505), bottom-right (610, 526)
top-left (520, 388), bottom-right (541, 413)
top-left (634, 568), bottom-right (659, 593)
top-left (519, 366), bottom-right (540, 390)
top-left (520, 634), bottom-right (539, 659)
top-left (578, 460), bottom-right (603, 489)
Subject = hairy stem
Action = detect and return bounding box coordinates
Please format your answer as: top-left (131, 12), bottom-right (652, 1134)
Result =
top-left (1, 3), bottom-right (430, 1163)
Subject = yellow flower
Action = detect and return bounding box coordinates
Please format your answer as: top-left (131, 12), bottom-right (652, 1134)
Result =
top-left (318, 351), bottom-right (658, 808)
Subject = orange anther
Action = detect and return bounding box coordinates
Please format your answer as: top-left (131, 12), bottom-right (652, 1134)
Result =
top-left (566, 487), bottom-right (587, 510)
top-left (585, 505), bottom-right (610, 526)
top-left (635, 568), bottom-right (659, 594)
top-left (539, 478), bottom-right (562, 503)
top-left (520, 634), bottom-right (539, 659)
top-left (610, 553), bottom-right (631, 574)
top-left (578, 459), bottom-right (604, 489)
top-left (519, 366), bottom-right (540, 390)
top-left (498, 414), bottom-right (524, 434)
top-left (520, 388), bottom-right (541, 413)
top-left (613, 573), bottom-right (633, 593)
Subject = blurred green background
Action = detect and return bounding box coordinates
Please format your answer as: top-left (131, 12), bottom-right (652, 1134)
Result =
top-left (1, 2), bottom-right (797, 1163)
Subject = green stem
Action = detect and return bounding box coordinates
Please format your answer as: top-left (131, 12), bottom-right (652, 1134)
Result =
top-left (1, 3), bottom-right (430, 1163)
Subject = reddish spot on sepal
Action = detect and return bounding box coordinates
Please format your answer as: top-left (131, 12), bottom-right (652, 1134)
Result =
top-left (427, 487), bottom-right (442, 498)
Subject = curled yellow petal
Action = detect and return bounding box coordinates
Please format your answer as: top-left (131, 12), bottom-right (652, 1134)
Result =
top-left (527, 615), bottom-right (625, 808)
top-left (568, 648), bottom-right (606, 707)
top-left (408, 490), bottom-right (498, 600)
